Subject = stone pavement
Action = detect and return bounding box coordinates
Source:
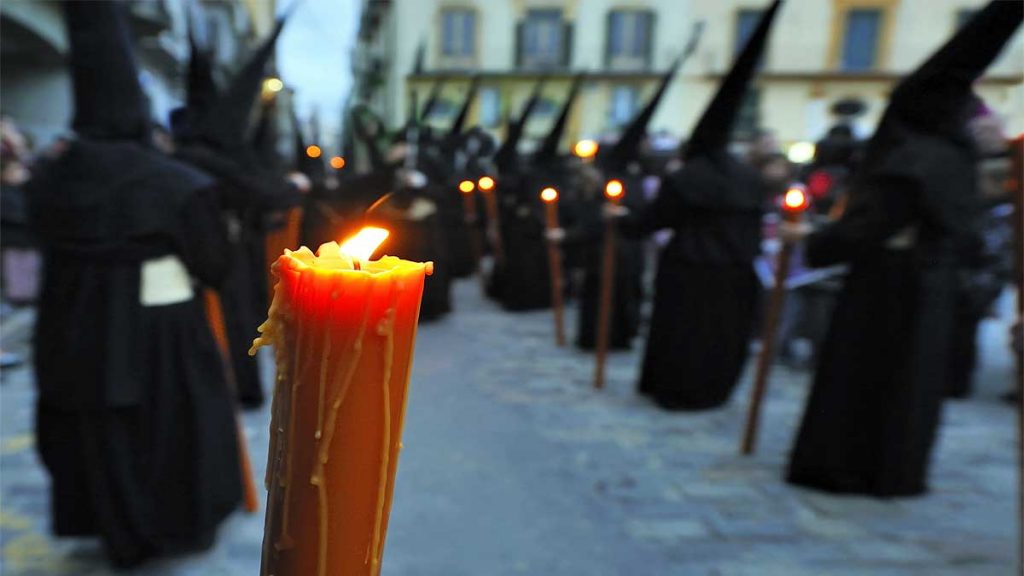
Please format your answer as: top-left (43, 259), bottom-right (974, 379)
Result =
top-left (0, 280), bottom-right (1018, 575)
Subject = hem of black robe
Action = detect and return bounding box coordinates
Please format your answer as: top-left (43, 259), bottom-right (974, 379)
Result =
top-left (786, 468), bottom-right (928, 499)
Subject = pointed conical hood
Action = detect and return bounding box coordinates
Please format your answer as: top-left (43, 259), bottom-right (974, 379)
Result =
top-left (535, 73), bottom-right (585, 160)
top-left (444, 75), bottom-right (481, 146)
top-left (251, 99), bottom-right (283, 174)
top-left (419, 77), bottom-right (447, 121)
top-left (493, 76), bottom-right (547, 170)
top-left (685, 0), bottom-right (782, 160)
top-left (198, 15), bottom-right (289, 149)
top-left (64, 1), bottom-right (150, 140)
top-left (603, 50), bottom-right (689, 169)
top-left (291, 105), bottom-right (325, 180)
top-left (887, 0), bottom-right (1022, 135)
top-left (186, 6), bottom-right (219, 125)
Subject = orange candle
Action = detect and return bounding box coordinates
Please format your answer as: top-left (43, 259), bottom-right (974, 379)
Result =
top-left (251, 227), bottom-right (432, 576)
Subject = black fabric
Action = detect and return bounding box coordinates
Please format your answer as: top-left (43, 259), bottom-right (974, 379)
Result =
top-left (64, 2), bottom-right (149, 141)
top-left (572, 195), bottom-right (644, 350)
top-left (28, 138), bottom-right (241, 566)
top-left (685, 0), bottom-right (782, 159)
top-left (787, 1), bottom-right (1022, 497)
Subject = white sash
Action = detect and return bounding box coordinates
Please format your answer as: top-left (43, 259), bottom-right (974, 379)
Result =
top-left (140, 255), bottom-right (194, 306)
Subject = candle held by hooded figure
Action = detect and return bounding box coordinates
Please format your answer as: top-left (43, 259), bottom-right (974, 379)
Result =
top-left (786, 0), bottom-right (1023, 497)
top-left (619, 2), bottom-right (783, 410)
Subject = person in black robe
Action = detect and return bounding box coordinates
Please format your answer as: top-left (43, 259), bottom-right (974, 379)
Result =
top-left (487, 78), bottom-right (556, 310)
top-left (786, 0), bottom-right (1023, 497)
top-left (569, 53), bottom-right (688, 350)
top-left (173, 14), bottom-right (301, 408)
top-left (435, 77), bottom-right (482, 279)
top-left (28, 4), bottom-right (242, 567)
top-left (617, 0), bottom-right (782, 410)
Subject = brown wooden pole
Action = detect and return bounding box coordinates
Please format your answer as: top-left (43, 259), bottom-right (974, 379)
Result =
top-left (741, 190), bottom-right (809, 455)
top-left (595, 181), bottom-right (624, 390)
top-left (479, 178), bottom-right (504, 266)
top-left (461, 186), bottom-right (483, 275)
top-left (204, 289), bottom-right (261, 513)
top-left (542, 189), bottom-right (566, 346)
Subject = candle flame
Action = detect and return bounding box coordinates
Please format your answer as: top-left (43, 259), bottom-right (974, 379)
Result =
top-left (783, 187), bottom-right (810, 213)
top-left (339, 227), bottom-right (389, 261)
top-left (605, 179), bottom-right (624, 200)
top-left (574, 139), bottom-right (599, 159)
top-left (458, 180), bottom-right (476, 194)
top-left (477, 176), bottom-right (495, 191)
top-left (306, 145), bottom-right (322, 159)
top-left (330, 156), bottom-right (346, 169)
top-left (540, 187), bottom-right (558, 203)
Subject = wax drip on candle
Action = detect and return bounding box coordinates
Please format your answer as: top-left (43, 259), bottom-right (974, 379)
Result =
top-left (312, 296), bottom-right (372, 576)
top-left (369, 302), bottom-right (397, 572)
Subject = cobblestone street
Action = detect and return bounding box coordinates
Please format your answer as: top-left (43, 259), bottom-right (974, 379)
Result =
top-left (0, 279), bottom-right (1018, 575)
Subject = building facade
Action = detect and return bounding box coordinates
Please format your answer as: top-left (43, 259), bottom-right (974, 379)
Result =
top-left (0, 0), bottom-right (275, 147)
top-left (352, 0), bottom-right (1023, 153)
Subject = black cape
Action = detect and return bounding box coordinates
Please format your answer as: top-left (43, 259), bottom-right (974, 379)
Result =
top-left (786, 0), bottom-right (1022, 497)
top-left (28, 139), bottom-right (242, 567)
top-left (624, 154), bottom-right (763, 409)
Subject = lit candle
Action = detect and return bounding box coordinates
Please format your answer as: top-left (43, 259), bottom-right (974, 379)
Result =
top-left (251, 226), bottom-right (433, 576)
top-left (540, 187), bottom-right (566, 346)
top-left (740, 185), bottom-right (810, 455)
top-left (594, 179), bottom-right (624, 390)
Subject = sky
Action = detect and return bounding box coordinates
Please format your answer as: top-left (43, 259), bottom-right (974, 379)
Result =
top-left (275, 0), bottom-right (361, 152)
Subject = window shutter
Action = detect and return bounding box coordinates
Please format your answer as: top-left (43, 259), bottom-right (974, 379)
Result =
top-left (515, 21), bottom-right (524, 68)
top-left (562, 22), bottom-right (574, 68)
top-left (643, 11), bottom-right (654, 70)
top-left (604, 11), bottom-right (614, 68)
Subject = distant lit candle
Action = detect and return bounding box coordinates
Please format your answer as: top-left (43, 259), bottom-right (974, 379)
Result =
top-left (541, 187), bottom-right (566, 346)
top-left (251, 227), bottom-right (432, 576)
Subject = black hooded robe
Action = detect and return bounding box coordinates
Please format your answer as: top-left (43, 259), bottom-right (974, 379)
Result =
top-left (574, 173), bottom-right (646, 350)
top-left (625, 156), bottom-right (763, 408)
top-left (786, 0), bottom-right (1022, 498)
top-left (29, 140), bottom-right (242, 567)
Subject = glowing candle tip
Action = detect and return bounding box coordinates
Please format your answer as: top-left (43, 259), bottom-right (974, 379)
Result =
top-left (540, 187), bottom-right (558, 203)
top-left (338, 227), bottom-right (390, 261)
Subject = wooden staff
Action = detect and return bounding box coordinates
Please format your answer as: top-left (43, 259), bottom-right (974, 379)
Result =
top-left (740, 186), bottom-right (811, 455)
top-left (1008, 135), bottom-right (1024, 576)
top-left (594, 179), bottom-right (624, 390)
top-left (541, 187), bottom-right (566, 346)
top-left (478, 176), bottom-right (504, 266)
top-left (459, 179), bottom-right (483, 275)
top-left (203, 289), bottom-right (261, 513)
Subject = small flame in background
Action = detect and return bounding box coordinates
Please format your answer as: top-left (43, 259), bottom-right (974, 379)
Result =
top-left (459, 180), bottom-right (476, 193)
top-left (540, 187), bottom-right (559, 203)
top-left (339, 227), bottom-right (390, 261)
top-left (783, 187), bottom-right (810, 212)
top-left (306, 145), bottom-right (322, 159)
top-left (574, 139), bottom-right (599, 159)
top-left (477, 176), bottom-right (495, 191)
top-left (605, 179), bottom-right (624, 200)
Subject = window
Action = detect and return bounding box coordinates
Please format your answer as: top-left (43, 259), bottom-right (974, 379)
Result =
top-left (733, 9), bottom-right (764, 138)
top-left (610, 85), bottom-right (638, 128)
top-left (839, 8), bottom-right (882, 71)
top-left (518, 9), bottom-right (569, 69)
top-left (607, 10), bottom-right (654, 70)
top-left (440, 8), bottom-right (476, 64)
top-left (479, 87), bottom-right (501, 128)
top-left (735, 9), bottom-right (762, 55)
